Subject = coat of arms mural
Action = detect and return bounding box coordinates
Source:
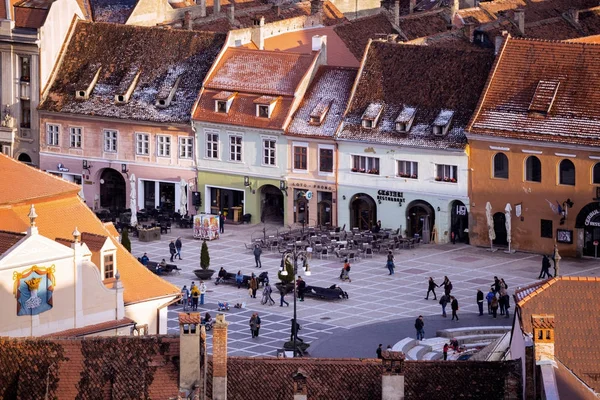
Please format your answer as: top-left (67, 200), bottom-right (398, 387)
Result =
top-left (13, 265), bottom-right (56, 316)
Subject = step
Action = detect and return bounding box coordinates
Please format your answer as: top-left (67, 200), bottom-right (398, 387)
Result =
top-left (453, 333), bottom-right (504, 345)
top-left (463, 341), bottom-right (495, 350)
top-left (392, 338), bottom-right (417, 354)
top-left (406, 344), bottom-right (431, 361)
top-left (419, 337), bottom-right (449, 350)
top-left (436, 326), bottom-right (511, 338)
top-left (422, 351), bottom-right (443, 361)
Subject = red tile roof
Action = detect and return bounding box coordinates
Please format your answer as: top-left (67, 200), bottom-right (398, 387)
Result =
top-left (517, 276), bottom-right (600, 393)
top-left (0, 154), bottom-right (80, 205)
top-left (0, 230), bottom-right (25, 256)
top-left (469, 36), bottom-right (600, 147)
top-left (90, 0), bottom-right (137, 23)
top-left (579, 7), bottom-right (600, 36)
top-left (42, 317), bottom-right (136, 337)
top-left (178, 312), bottom-right (201, 324)
top-left (397, 9), bottom-right (451, 40)
top-left (80, 232), bottom-right (108, 252)
top-left (334, 13), bottom-right (398, 59)
top-left (524, 17), bottom-right (582, 40)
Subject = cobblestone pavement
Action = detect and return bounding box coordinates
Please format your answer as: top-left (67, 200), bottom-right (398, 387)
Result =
top-left (131, 223), bottom-right (600, 357)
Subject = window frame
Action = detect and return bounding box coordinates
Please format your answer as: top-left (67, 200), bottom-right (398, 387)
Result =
top-left (103, 129), bottom-right (118, 153)
top-left (558, 159), bottom-right (575, 186)
top-left (318, 145), bottom-right (334, 175)
top-left (540, 219), bottom-right (553, 239)
top-left (351, 155), bottom-right (380, 175)
top-left (228, 133), bottom-right (243, 162)
top-left (69, 127), bottom-right (82, 148)
top-left (293, 142), bottom-right (308, 171)
top-left (592, 162), bottom-right (600, 185)
top-left (397, 160), bottom-right (418, 179)
top-left (525, 155), bottom-right (542, 183)
top-left (46, 123), bottom-right (60, 146)
top-left (19, 55), bottom-right (31, 82)
top-left (136, 132), bottom-right (150, 156)
top-left (205, 130), bottom-right (219, 159)
top-left (157, 134), bottom-right (172, 157)
top-left (103, 253), bottom-right (115, 280)
top-left (493, 152), bottom-right (509, 179)
top-left (435, 164), bottom-right (458, 183)
top-left (179, 136), bottom-right (194, 159)
top-left (262, 136), bottom-right (277, 166)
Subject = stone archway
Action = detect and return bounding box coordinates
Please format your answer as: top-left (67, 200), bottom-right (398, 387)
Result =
top-left (17, 153), bottom-right (32, 164)
top-left (575, 202), bottom-right (600, 257)
top-left (349, 193), bottom-right (376, 231)
top-left (99, 168), bottom-right (126, 212)
top-left (450, 200), bottom-right (468, 243)
top-left (406, 200), bottom-right (435, 242)
top-left (260, 184), bottom-right (284, 225)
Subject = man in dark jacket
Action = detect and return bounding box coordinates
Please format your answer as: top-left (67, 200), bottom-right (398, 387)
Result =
top-left (175, 237), bottom-right (183, 260)
top-left (415, 315), bottom-right (425, 340)
top-left (169, 240), bottom-right (176, 262)
top-left (493, 276), bottom-right (501, 293)
top-left (253, 244), bottom-right (262, 268)
top-left (476, 289), bottom-right (484, 316)
top-left (451, 296), bottom-right (459, 321)
top-left (425, 277), bottom-right (438, 300)
top-left (538, 255), bottom-right (552, 279)
top-left (297, 277), bottom-right (306, 301)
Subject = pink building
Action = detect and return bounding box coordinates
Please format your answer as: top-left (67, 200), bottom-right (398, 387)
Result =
top-left (37, 21), bottom-right (226, 217)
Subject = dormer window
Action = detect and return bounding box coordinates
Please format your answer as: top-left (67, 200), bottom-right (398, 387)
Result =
top-left (529, 80), bottom-right (560, 115)
top-left (103, 252), bottom-right (115, 279)
top-left (432, 109), bottom-right (454, 136)
top-left (254, 96), bottom-right (278, 119)
top-left (309, 100), bottom-right (332, 126)
top-left (114, 68), bottom-right (141, 105)
top-left (213, 91), bottom-right (236, 114)
top-left (395, 106), bottom-right (416, 133)
top-left (361, 103), bottom-right (383, 129)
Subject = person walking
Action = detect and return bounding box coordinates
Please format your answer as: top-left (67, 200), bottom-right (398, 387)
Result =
top-left (450, 296), bottom-right (459, 321)
top-left (439, 294), bottom-right (448, 317)
top-left (175, 237), bottom-right (183, 260)
top-left (297, 276), bottom-right (306, 302)
top-left (386, 251), bottom-right (395, 275)
top-left (261, 282), bottom-right (275, 306)
top-left (199, 280), bottom-right (207, 305)
top-left (504, 293), bottom-right (511, 318)
top-left (486, 287), bottom-right (495, 315)
top-left (279, 285), bottom-right (289, 307)
top-left (442, 276), bottom-right (452, 297)
top-left (414, 315), bottom-right (425, 340)
top-left (169, 240), bottom-right (176, 262)
top-left (376, 344), bottom-right (383, 359)
top-left (443, 343), bottom-right (449, 360)
top-left (538, 255), bottom-right (553, 279)
top-left (181, 285), bottom-right (189, 311)
top-left (476, 289), bottom-right (484, 316)
top-left (191, 284), bottom-right (200, 311)
top-left (493, 276), bottom-right (501, 294)
top-left (490, 294), bottom-right (499, 318)
top-left (249, 312), bottom-right (261, 338)
top-left (249, 274), bottom-right (258, 298)
top-left (219, 211), bottom-right (225, 234)
top-left (499, 284), bottom-right (507, 315)
top-left (425, 277), bottom-right (438, 300)
top-left (253, 244), bottom-right (263, 268)
top-left (340, 259), bottom-right (352, 282)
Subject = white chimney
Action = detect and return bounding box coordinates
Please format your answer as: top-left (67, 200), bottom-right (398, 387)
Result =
top-left (515, 8), bottom-right (525, 35)
top-left (451, 0), bottom-right (460, 19)
top-left (183, 11), bottom-right (192, 30)
top-left (251, 16), bottom-right (265, 50)
top-left (214, 0), bottom-right (220, 15)
top-left (393, 1), bottom-right (399, 26)
top-left (227, 4), bottom-right (235, 25)
top-left (178, 313), bottom-right (203, 397)
top-left (199, 0), bottom-right (206, 17)
top-left (312, 35), bottom-right (327, 65)
top-left (409, 0), bottom-right (416, 13)
top-left (381, 351), bottom-right (405, 400)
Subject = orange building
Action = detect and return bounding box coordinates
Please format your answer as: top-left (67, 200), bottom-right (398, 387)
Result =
top-left (467, 36), bottom-right (600, 257)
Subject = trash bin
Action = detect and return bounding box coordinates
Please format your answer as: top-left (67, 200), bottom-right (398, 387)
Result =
top-left (243, 213), bottom-right (252, 224)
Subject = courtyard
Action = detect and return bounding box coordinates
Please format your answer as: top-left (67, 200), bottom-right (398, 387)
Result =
top-left (130, 223), bottom-right (600, 358)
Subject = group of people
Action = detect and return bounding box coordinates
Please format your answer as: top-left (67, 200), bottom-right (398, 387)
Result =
top-left (180, 281), bottom-right (207, 311)
top-left (429, 276), bottom-right (459, 320)
top-left (168, 237), bottom-right (183, 262)
top-left (485, 276), bottom-right (510, 318)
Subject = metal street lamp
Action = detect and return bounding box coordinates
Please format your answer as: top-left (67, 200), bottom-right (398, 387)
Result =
top-left (280, 246), bottom-right (311, 357)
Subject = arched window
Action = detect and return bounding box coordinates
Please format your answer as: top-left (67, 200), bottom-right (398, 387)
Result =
top-left (493, 153), bottom-right (509, 179)
top-left (593, 163), bottom-right (600, 184)
top-left (525, 156), bottom-right (542, 182)
top-left (559, 159), bottom-right (575, 186)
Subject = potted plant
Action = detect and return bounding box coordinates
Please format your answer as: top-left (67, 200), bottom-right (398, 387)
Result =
top-left (194, 240), bottom-right (216, 280)
top-left (435, 176), bottom-right (442, 181)
top-left (275, 256), bottom-right (295, 294)
top-left (121, 229), bottom-right (131, 253)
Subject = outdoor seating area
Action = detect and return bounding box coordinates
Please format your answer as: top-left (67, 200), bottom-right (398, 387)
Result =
top-left (215, 271), bottom-right (269, 287)
top-left (92, 205), bottom-right (195, 233)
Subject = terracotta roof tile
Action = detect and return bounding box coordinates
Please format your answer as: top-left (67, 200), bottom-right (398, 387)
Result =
top-left (579, 7), bottom-right (600, 36)
top-left (531, 314), bottom-right (555, 329)
top-left (397, 9), bottom-right (451, 40)
top-left (42, 317), bottom-right (136, 337)
top-left (287, 66), bottom-right (357, 138)
top-left (90, 0), bottom-right (136, 23)
top-left (469, 36), bottom-right (600, 147)
top-left (517, 277), bottom-right (600, 393)
top-left (178, 312), bottom-right (201, 324)
top-left (457, 7), bottom-right (497, 24)
top-left (0, 230), bottom-right (25, 256)
top-left (103, 222), bottom-right (119, 238)
top-left (0, 154), bottom-right (80, 205)
top-left (39, 21), bottom-right (226, 124)
top-left (339, 41), bottom-right (494, 150)
top-left (334, 13), bottom-right (398, 59)
top-left (524, 17), bottom-right (582, 41)
top-left (80, 231), bottom-right (108, 252)
top-left (13, 0), bottom-right (49, 28)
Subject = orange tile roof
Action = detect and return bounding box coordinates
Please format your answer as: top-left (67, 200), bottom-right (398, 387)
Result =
top-left (178, 312), bottom-right (201, 324)
top-left (103, 222), bottom-right (119, 238)
top-left (13, 6), bottom-right (49, 28)
top-left (0, 154), bottom-right (80, 205)
top-left (42, 317), bottom-right (135, 337)
top-left (81, 232), bottom-right (108, 252)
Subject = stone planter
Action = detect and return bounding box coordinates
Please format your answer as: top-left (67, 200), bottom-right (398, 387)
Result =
top-left (194, 269), bottom-right (216, 280)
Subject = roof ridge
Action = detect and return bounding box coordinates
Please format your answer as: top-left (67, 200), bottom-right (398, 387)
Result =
top-left (518, 276), bottom-right (600, 306)
top-left (226, 46), bottom-right (314, 59)
top-left (510, 35), bottom-right (600, 46)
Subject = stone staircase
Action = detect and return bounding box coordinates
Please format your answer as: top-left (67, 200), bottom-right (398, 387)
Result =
top-left (392, 326), bottom-right (511, 361)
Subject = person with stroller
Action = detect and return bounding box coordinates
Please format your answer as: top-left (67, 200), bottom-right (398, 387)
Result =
top-left (425, 277), bottom-right (438, 300)
top-left (202, 312), bottom-right (213, 326)
top-left (340, 258), bottom-right (352, 282)
top-left (386, 251), bottom-right (395, 275)
top-left (261, 282), bottom-right (275, 306)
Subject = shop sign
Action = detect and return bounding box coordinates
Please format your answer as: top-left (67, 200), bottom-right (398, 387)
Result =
top-left (584, 209), bottom-right (600, 227)
top-left (377, 190), bottom-right (405, 204)
top-left (456, 205), bottom-right (467, 216)
top-left (57, 163), bottom-right (69, 172)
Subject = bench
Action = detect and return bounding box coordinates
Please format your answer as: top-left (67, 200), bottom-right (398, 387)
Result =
top-left (303, 285), bottom-right (348, 300)
top-left (145, 261), bottom-right (181, 275)
top-left (215, 271), bottom-right (269, 287)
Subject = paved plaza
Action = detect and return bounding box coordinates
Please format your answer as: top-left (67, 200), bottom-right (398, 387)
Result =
top-left (131, 223), bottom-right (600, 358)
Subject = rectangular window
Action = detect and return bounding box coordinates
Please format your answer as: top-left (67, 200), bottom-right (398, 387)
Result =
top-left (319, 148), bottom-right (333, 173)
top-left (229, 134), bottom-right (242, 162)
top-left (21, 100), bottom-right (31, 128)
top-left (20, 56), bottom-right (30, 82)
top-left (104, 254), bottom-right (114, 279)
top-left (435, 164), bottom-right (458, 183)
top-left (47, 124), bottom-right (59, 146)
top-left (157, 135), bottom-right (171, 157)
top-left (2, 145), bottom-right (11, 155)
top-left (294, 146), bottom-right (307, 170)
top-left (258, 105), bottom-right (269, 118)
top-left (206, 131), bottom-right (219, 159)
top-left (136, 133), bottom-right (149, 155)
top-left (263, 138), bottom-right (276, 166)
top-left (397, 160), bottom-right (418, 179)
top-left (179, 137), bottom-right (193, 159)
top-left (541, 219), bottom-right (553, 238)
top-left (69, 127), bottom-right (82, 148)
top-left (352, 155), bottom-right (379, 175)
top-left (104, 130), bottom-right (117, 152)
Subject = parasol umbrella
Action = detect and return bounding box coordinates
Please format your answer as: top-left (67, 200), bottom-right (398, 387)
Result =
top-left (504, 203), bottom-right (513, 253)
top-left (180, 178), bottom-right (188, 216)
top-left (486, 202), bottom-right (495, 251)
top-left (129, 174), bottom-right (138, 226)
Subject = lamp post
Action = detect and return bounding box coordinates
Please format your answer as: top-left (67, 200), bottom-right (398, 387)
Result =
top-left (280, 246), bottom-right (311, 357)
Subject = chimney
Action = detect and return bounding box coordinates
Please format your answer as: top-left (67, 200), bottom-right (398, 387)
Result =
top-left (381, 351), bottom-right (405, 400)
top-left (494, 32), bottom-right (507, 55)
top-left (293, 369), bottom-right (308, 400)
top-left (212, 314), bottom-right (229, 400)
top-left (311, 0), bottom-right (324, 15)
top-left (393, 0), bottom-right (399, 26)
top-left (275, 4), bottom-right (281, 17)
top-left (567, 8), bottom-right (579, 24)
top-left (199, 0), bottom-right (206, 18)
top-left (214, 0), bottom-right (220, 15)
top-left (451, 0), bottom-right (460, 19)
top-left (251, 16), bottom-right (265, 50)
top-left (409, 0), bottom-right (416, 14)
top-left (227, 4), bottom-right (235, 25)
top-left (178, 313), bottom-right (203, 397)
top-left (183, 11), bottom-right (192, 30)
top-left (463, 22), bottom-right (475, 42)
top-left (514, 8), bottom-right (525, 35)
top-left (531, 314), bottom-right (556, 366)
top-left (312, 34), bottom-right (327, 65)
